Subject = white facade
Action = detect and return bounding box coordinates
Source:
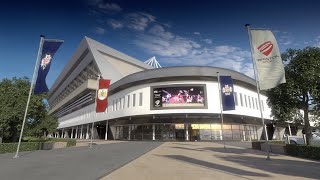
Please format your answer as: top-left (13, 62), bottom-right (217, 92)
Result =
top-left (49, 37), bottom-right (279, 141)
top-left (58, 80), bottom-right (271, 129)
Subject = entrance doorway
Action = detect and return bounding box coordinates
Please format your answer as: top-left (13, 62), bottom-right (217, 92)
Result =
top-left (175, 129), bottom-right (185, 141)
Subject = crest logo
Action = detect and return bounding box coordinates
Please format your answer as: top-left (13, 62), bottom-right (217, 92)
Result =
top-left (98, 89), bottom-right (108, 100)
top-left (222, 85), bottom-right (232, 96)
top-left (41, 54), bottom-right (52, 70)
top-left (257, 41), bottom-right (273, 56)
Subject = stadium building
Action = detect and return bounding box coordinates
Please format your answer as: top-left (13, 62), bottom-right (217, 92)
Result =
top-left (48, 37), bottom-right (297, 141)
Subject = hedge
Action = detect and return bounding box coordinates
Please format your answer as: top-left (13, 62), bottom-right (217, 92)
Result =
top-left (0, 142), bottom-right (42, 154)
top-left (0, 138), bottom-right (77, 154)
top-left (252, 140), bottom-right (284, 150)
top-left (286, 144), bottom-right (320, 160)
top-left (23, 137), bottom-right (77, 147)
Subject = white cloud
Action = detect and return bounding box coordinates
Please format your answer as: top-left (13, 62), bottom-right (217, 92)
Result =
top-left (134, 34), bottom-right (201, 57)
top-left (124, 12), bottom-right (155, 31)
top-left (149, 25), bottom-right (174, 39)
top-left (159, 45), bottom-right (254, 78)
top-left (89, 0), bottom-right (122, 12)
top-left (98, 2), bottom-right (122, 12)
top-left (202, 38), bottom-right (212, 44)
top-left (107, 19), bottom-right (124, 29)
top-left (194, 32), bottom-right (201, 35)
top-left (94, 27), bottom-right (106, 35)
top-left (133, 23), bottom-right (253, 77)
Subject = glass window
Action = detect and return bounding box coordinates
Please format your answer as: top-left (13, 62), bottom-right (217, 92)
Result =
top-left (127, 95), bottom-right (130, 108)
top-left (252, 97), bottom-right (255, 109)
top-left (133, 94), bottom-right (136, 107)
top-left (113, 100), bottom-right (115, 111)
top-left (248, 96), bottom-right (251, 108)
top-left (139, 92), bottom-right (143, 106)
top-left (240, 93), bottom-right (243, 106)
top-left (255, 98), bottom-right (259, 110)
top-left (117, 98), bottom-right (120, 110)
top-left (234, 92), bottom-right (238, 106)
top-left (122, 97), bottom-right (125, 109)
top-left (244, 95), bottom-right (248, 107)
top-left (261, 100), bottom-right (265, 111)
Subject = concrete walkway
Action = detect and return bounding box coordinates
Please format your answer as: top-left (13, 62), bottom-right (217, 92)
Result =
top-left (102, 142), bottom-right (320, 180)
top-left (0, 141), bottom-right (162, 180)
top-left (75, 139), bottom-right (127, 147)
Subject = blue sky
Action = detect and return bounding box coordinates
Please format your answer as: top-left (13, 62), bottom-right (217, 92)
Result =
top-left (1, 0), bottom-right (320, 89)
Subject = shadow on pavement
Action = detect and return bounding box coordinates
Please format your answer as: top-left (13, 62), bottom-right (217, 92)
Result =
top-left (158, 154), bottom-right (270, 179)
top-left (199, 146), bottom-right (279, 156)
top-left (171, 143), bottom-right (198, 146)
top-left (217, 154), bottom-right (320, 180)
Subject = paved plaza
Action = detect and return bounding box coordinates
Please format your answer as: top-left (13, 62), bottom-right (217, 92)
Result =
top-left (0, 141), bottom-right (162, 180)
top-left (102, 142), bottom-right (320, 180)
top-left (0, 141), bottom-right (320, 180)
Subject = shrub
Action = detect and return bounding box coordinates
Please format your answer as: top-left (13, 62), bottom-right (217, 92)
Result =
top-left (286, 144), bottom-right (320, 160)
top-left (0, 142), bottom-right (42, 154)
top-left (252, 140), bottom-right (284, 150)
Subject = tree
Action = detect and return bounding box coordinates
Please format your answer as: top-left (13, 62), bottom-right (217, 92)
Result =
top-left (28, 114), bottom-right (58, 138)
top-left (267, 47), bottom-right (320, 145)
top-left (0, 77), bottom-right (56, 142)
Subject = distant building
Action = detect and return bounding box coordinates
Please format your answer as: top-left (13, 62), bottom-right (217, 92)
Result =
top-left (48, 37), bottom-right (289, 141)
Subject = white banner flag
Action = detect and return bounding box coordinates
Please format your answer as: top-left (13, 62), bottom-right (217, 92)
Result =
top-left (250, 29), bottom-right (286, 90)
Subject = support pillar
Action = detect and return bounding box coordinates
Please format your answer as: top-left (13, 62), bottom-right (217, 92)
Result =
top-left (185, 124), bottom-right (189, 141)
top-left (152, 124), bottom-right (155, 141)
top-left (62, 129), bottom-right (65, 138)
top-left (105, 121), bottom-right (108, 140)
top-left (86, 124), bottom-right (90, 139)
top-left (80, 125), bottom-right (83, 139)
top-left (288, 123), bottom-right (292, 136)
top-left (128, 125), bottom-right (131, 140)
top-left (75, 126), bottom-right (78, 139)
top-left (71, 127), bottom-right (74, 139)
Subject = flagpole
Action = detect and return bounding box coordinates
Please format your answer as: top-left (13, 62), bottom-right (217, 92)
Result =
top-left (245, 24), bottom-right (270, 160)
top-left (217, 72), bottom-right (226, 149)
top-left (89, 74), bottom-right (101, 148)
top-left (14, 35), bottom-right (45, 158)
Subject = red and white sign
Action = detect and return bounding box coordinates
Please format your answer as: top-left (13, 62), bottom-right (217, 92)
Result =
top-left (250, 29), bottom-right (286, 90)
top-left (96, 79), bottom-right (110, 113)
top-left (257, 41), bottom-right (273, 56)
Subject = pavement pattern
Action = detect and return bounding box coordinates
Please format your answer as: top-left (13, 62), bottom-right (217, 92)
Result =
top-left (102, 142), bottom-right (320, 180)
top-left (0, 141), bottom-right (162, 180)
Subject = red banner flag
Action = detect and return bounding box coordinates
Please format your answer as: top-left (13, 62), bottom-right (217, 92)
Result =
top-left (96, 79), bottom-right (110, 113)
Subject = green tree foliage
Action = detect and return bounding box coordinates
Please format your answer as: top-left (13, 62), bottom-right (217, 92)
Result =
top-left (0, 77), bottom-right (58, 142)
top-left (267, 47), bottom-right (320, 145)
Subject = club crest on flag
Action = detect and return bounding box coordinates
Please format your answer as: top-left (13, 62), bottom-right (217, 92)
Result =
top-left (40, 53), bottom-right (52, 70)
top-left (98, 89), bottom-right (108, 100)
top-left (222, 85), bottom-right (232, 96)
top-left (257, 41), bottom-right (273, 56)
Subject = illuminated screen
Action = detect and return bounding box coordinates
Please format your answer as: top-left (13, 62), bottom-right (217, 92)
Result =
top-left (152, 85), bottom-right (206, 108)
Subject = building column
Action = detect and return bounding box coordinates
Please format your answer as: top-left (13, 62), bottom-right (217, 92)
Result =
top-left (62, 129), bottom-right (65, 138)
top-left (105, 121), bottom-right (109, 140)
top-left (80, 125), bottom-right (84, 139)
top-left (152, 124), bottom-right (155, 141)
top-left (185, 124), bottom-right (189, 141)
top-left (86, 124), bottom-right (90, 139)
top-left (75, 126), bottom-right (78, 139)
top-left (288, 123), bottom-right (292, 136)
top-left (71, 127), bottom-right (74, 139)
top-left (128, 125), bottom-right (131, 140)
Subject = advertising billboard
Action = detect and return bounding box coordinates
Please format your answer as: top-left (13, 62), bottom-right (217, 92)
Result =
top-left (151, 85), bottom-right (206, 109)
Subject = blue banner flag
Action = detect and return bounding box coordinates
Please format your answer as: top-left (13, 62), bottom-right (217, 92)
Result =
top-left (34, 39), bottom-right (63, 94)
top-left (220, 76), bottom-right (235, 111)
